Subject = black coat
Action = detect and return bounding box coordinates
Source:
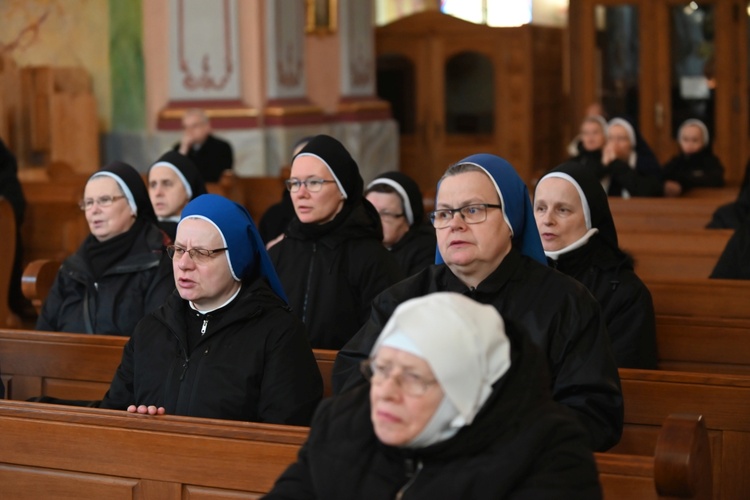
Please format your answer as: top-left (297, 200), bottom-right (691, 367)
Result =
top-left (572, 146), bottom-right (663, 197)
top-left (710, 217), bottom-right (750, 279)
top-left (266, 329), bottom-right (602, 500)
top-left (707, 160), bottom-right (750, 229)
top-left (100, 280), bottom-right (322, 425)
top-left (173, 134), bottom-right (233, 183)
top-left (389, 223), bottom-right (436, 278)
top-left (662, 148), bottom-right (725, 192)
top-left (269, 204), bottom-right (403, 350)
top-left (548, 237), bottom-right (658, 369)
top-left (36, 221), bottom-right (173, 335)
top-left (334, 248), bottom-right (623, 452)
top-left (1, 138), bottom-right (27, 315)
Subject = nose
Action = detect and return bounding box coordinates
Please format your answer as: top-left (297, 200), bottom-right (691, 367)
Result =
top-left (176, 250), bottom-right (194, 270)
top-left (374, 373), bottom-right (402, 401)
top-left (446, 211), bottom-right (467, 230)
top-left (540, 210), bottom-right (554, 226)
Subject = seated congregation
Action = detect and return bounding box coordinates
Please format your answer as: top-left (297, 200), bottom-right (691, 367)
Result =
top-left (4, 128), bottom-right (747, 498)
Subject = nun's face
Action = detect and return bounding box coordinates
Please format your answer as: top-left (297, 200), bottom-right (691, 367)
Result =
top-left (149, 166), bottom-right (190, 219)
top-left (580, 120), bottom-right (606, 151)
top-left (370, 347), bottom-right (444, 447)
top-left (289, 155), bottom-right (345, 224)
top-left (679, 124), bottom-right (704, 155)
top-left (436, 171), bottom-right (511, 287)
top-left (534, 177), bottom-right (588, 252)
top-left (607, 124), bottom-right (633, 161)
top-left (366, 191), bottom-right (410, 248)
top-left (83, 177), bottom-right (135, 242)
top-left (173, 218), bottom-right (240, 310)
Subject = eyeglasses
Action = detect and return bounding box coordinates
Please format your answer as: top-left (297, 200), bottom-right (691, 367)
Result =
top-left (429, 203), bottom-right (503, 229)
top-left (360, 359), bottom-right (437, 397)
top-left (79, 195), bottom-right (126, 211)
top-left (378, 211), bottom-right (405, 222)
top-left (166, 245), bottom-right (228, 263)
top-left (285, 178), bottom-right (337, 193)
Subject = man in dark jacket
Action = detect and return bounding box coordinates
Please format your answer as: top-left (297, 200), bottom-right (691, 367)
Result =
top-left (333, 154), bottom-right (623, 452)
top-left (173, 109), bottom-right (233, 183)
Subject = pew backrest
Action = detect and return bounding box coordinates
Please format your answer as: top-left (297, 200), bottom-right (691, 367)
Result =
top-left (0, 198), bottom-right (21, 328)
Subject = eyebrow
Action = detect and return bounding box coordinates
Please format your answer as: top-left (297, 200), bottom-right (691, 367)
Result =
top-left (436, 197), bottom-right (488, 209)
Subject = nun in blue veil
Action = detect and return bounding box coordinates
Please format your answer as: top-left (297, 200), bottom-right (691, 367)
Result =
top-left (334, 154), bottom-right (623, 452)
top-left (100, 194), bottom-right (322, 425)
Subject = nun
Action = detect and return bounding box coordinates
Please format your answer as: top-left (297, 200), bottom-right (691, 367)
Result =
top-left (334, 154), bottom-right (623, 452)
top-left (662, 118), bottom-right (725, 197)
top-left (268, 134), bottom-right (403, 350)
top-left (100, 194), bottom-right (322, 425)
top-left (148, 150), bottom-right (207, 240)
top-left (36, 161), bottom-right (173, 335)
top-left (600, 117), bottom-right (663, 197)
top-left (365, 171), bottom-right (437, 277)
top-left (534, 161), bottom-right (658, 369)
top-left (265, 293), bottom-right (602, 499)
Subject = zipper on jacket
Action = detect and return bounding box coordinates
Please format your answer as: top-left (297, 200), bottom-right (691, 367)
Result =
top-left (201, 318), bottom-right (208, 335)
top-left (395, 459), bottom-right (423, 500)
top-left (179, 358), bottom-right (190, 381)
top-left (301, 242), bottom-right (316, 323)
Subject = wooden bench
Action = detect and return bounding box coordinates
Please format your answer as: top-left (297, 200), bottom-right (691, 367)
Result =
top-left (619, 229), bottom-right (732, 280)
top-left (609, 192), bottom-right (736, 232)
top-left (0, 329), bottom-right (336, 401)
top-left (648, 278), bottom-right (750, 321)
top-left (0, 400), bottom-right (711, 499)
top-left (0, 198), bottom-right (21, 328)
top-left (615, 368), bottom-right (750, 500)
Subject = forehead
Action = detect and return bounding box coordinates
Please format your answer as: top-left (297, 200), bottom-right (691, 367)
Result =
top-left (608, 125), bottom-right (630, 140)
top-left (536, 177), bottom-right (582, 204)
top-left (175, 218), bottom-right (222, 245)
top-left (85, 176), bottom-right (119, 195)
top-left (183, 113), bottom-right (206, 127)
top-left (437, 171), bottom-right (499, 204)
top-left (680, 125), bottom-right (703, 139)
top-left (375, 346), bottom-right (433, 374)
top-left (149, 165), bottom-right (181, 182)
top-left (581, 120), bottom-right (604, 133)
top-left (291, 155), bottom-right (330, 178)
top-left (366, 191), bottom-right (402, 210)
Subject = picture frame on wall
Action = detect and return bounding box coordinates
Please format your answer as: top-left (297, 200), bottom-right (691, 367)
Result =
top-left (306, 0), bottom-right (337, 34)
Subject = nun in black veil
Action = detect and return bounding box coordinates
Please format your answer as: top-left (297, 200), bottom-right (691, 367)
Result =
top-left (36, 161), bottom-right (174, 335)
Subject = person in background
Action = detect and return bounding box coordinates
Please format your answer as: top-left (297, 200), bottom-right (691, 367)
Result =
top-left (707, 160), bottom-right (750, 229)
top-left (148, 150), bottom-right (207, 241)
top-left (334, 154), bottom-right (623, 452)
top-left (36, 162), bottom-right (173, 335)
top-left (534, 161), bottom-right (657, 368)
top-left (710, 215), bottom-right (750, 279)
top-left (601, 117), bottom-right (663, 197)
top-left (173, 108), bottom-right (233, 183)
top-left (571, 115), bottom-right (608, 175)
top-left (662, 118), bottom-right (725, 197)
top-left (0, 137), bottom-right (29, 318)
top-left (100, 194), bottom-right (322, 424)
top-left (264, 293), bottom-right (602, 499)
top-left (268, 135), bottom-right (403, 350)
top-left (260, 136), bottom-right (314, 247)
top-left (365, 171), bottom-right (436, 277)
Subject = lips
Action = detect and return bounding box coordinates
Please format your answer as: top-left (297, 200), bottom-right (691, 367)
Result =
top-left (374, 408), bottom-right (402, 424)
top-left (541, 232), bottom-right (557, 241)
top-left (177, 277), bottom-right (195, 288)
top-left (448, 239), bottom-right (470, 247)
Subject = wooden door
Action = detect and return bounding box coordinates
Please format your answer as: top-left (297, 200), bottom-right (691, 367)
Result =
top-left (568, 0), bottom-right (747, 182)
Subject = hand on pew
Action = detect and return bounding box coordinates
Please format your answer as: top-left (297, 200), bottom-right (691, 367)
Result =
top-left (128, 404), bottom-right (166, 415)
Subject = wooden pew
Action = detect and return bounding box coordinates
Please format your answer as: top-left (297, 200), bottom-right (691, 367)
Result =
top-left (619, 229), bottom-right (732, 280)
top-left (609, 191), bottom-right (736, 232)
top-left (0, 198), bottom-right (21, 328)
top-left (20, 258), bottom-right (60, 315)
top-left (614, 368), bottom-right (750, 500)
top-left (0, 329), bottom-right (336, 401)
top-left (0, 400), bottom-right (711, 499)
top-left (648, 278), bottom-right (750, 321)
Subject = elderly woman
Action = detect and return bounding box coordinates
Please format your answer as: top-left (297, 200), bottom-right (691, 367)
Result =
top-left (335, 154), bottom-right (623, 452)
top-left (601, 117), bottom-right (663, 197)
top-left (534, 161), bottom-right (657, 369)
top-left (266, 293), bottom-right (602, 499)
top-left (148, 150), bottom-right (207, 240)
top-left (99, 194), bottom-right (322, 424)
top-left (36, 162), bottom-right (173, 335)
top-left (365, 171), bottom-right (436, 277)
top-left (268, 135), bottom-right (403, 350)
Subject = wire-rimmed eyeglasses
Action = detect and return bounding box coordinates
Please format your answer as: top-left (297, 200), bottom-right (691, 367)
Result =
top-left (79, 195), bottom-right (126, 211)
top-left (429, 203), bottom-right (503, 229)
top-left (285, 178), bottom-right (337, 193)
top-left (360, 359), bottom-right (437, 397)
top-left (166, 245), bottom-right (228, 263)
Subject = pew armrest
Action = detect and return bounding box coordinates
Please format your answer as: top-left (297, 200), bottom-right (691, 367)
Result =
top-left (21, 259), bottom-right (61, 315)
top-left (654, 413), bottom-right (712, 500)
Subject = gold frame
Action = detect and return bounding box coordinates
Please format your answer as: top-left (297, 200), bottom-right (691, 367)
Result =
top-left (306, 0), bottom-right (337, 34)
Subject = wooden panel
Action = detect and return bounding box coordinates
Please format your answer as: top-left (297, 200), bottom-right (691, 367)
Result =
top-left (0, 464), bottom-right (140, 500)
top-left (647, 279), bottom-right (750, 320)
top-left (184, 485), bottom-right (262, 500)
